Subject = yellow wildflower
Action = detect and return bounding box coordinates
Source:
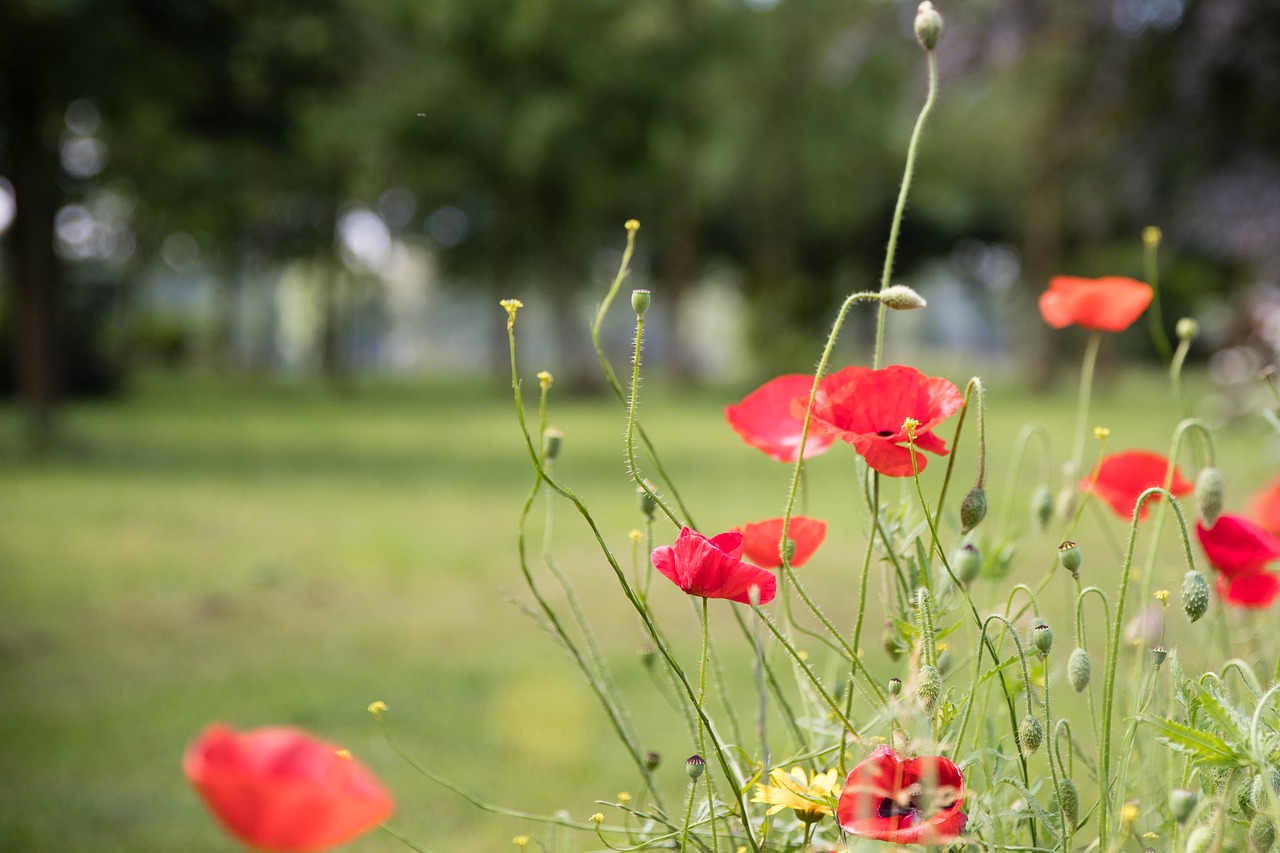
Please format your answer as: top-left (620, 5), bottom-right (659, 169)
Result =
top-left (625, 219), bottom-right (640, 232)
top-left (1154, 589), bottom-right (1170, 606)
top-left (752, 766), bottom-right (839, 823)
top-left (1094, 426), bottom-right (1111, 440)
top-left (367, 700), bottom-right (388, 719)
top-left (537, 370), bottom-right (553, 390)
top-left (334, 749), bottom-right (352, 760)
top-left (500, 298), bottom-right (523, 329)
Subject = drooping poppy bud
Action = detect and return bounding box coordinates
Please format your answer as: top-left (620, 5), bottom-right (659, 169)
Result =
top-left (1182, 569), bottom-right (1210, 622)
top-left (1251, 815), bottom-right (1276, 853)
top-left (960, 486), bottom-right (987, 534)
top-left (1019, 714), bottom-right (1043, 754)
top-left (1195, 467), bottom-right (1225, 527)
top-left (1030, 484), bottom-right (1053, 532)
top-left (1058, 779), bottom-right (1080, 830)
top-left (913, 1), bottom-right (943, 50)
top-left (1068, 648), bottom-right (1091, 692)
top-left (916, 665), bottom-right (942, 714)
top-left (880, 284), bottom-right (928, 310)
top-left (953, 543), bottom-right (982, 585)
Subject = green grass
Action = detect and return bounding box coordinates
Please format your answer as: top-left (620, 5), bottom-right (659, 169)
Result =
top-left (0, 365), bottom-right (1272, 851)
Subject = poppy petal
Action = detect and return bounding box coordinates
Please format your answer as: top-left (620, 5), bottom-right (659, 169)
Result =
top-left (738, 517), bottom-right (827, 568)
top-left (651, 527), bottom-right (778, 605)
top-left (726, 375), bottom-right (834, 463)
top-left (1196, 515), bottom-right (1280, 577)
top-left (1218, 571), bottom-right (1280, 608)
top-left (1039, 276), bottom-right (1154, 332)
top-left (1253, 476), bottom-right (1280, 537)
top-left (1084, 450), bottom-right (1192, 521)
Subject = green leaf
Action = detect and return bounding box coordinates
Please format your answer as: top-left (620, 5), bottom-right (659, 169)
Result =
top-left (1138, 714), bottom-right (1244, 767)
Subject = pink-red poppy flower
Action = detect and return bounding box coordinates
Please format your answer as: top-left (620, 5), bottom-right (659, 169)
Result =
top-left (804, 365), bottom-right (963, 477)
top-left (1196, 514), bottom-right (1280, 608)
top-left (1253, 477), bottom-right (1280, 537)
top-left (726, 374), bottom-right (834, 463)
top-left (651, 527), bottom-right (777, 604)
top-left (1039, 276), bottom-right (1154, 332)
top-left (1083, 450), bottom-right (1193, 521)
top-left (184, 723), bottom-right (394, 852)
top-left (836, 745), bottom-right (966, 845)
top-left (737, 517), bottom-right (827, 569)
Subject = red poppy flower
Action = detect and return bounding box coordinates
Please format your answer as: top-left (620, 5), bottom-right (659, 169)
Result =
top-left (184, 723), bottom-right (394, 852)
top-left (1083, 450), bottom-right (1192, 521)
top-left (1253, 477), bottom-right (1280, 537)
top-left (1039, 276), bottom-right (1154, 332)
top-left (737, 517), bottom-right (827, 569)
top-left (651, 527), bottom-right (778, 604)
top-left (836, 745), bottom-right (966, 845)
top-left (1196, 515), bottom-right (1280, 608)
top-left (726, 374), bottom-right (834, 463)
top-left (804, 365), bottom-right (963, 477)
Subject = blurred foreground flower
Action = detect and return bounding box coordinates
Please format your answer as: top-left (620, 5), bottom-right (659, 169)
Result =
top-left (736, 517), bottom-right (827, 568)
top-left (806, 365), bottom-right (963, 477)
top-left (836, 745), bottom-right (966, 844)
top-left (725, 374), bottom-right (834, 463)
top-left (1084, 450), bottom-right (1192, 521)
top-left (1253, 476), bottom-right (1280, 537)
top-left (752, 766), bottom-right (839, 822)
top-left (1038, 276), bottom-right (1153, 332)
top-left (1196, 514), bottom-right (1280, 608)
top-left (651, 527), bottom-right (777, 604)
top-left (184, 723), bottom-right (394, 852)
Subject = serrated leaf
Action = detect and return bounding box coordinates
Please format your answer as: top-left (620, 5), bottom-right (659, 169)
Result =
top-left (1138, 714), bottom-right (1244, 766)
top-left (1191, 681), bottom-right (1250, 744)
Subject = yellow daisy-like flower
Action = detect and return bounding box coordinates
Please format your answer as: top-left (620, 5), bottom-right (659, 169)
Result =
top-left (752, 766), bottom-right (839, 823)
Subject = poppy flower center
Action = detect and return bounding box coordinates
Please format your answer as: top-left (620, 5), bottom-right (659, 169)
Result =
top-left (877, 798), bottom-right (920, 823)
top-left (876, 429), bottom-right (895, 437)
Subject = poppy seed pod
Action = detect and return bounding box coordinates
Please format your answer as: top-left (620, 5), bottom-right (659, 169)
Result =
top-left (1068, 648), bottom-right (1091, 692)
top-left (916, 665), bottom-right (942, 714)
top-left (685, 755), bottom-right (706, 779)
top-left (630, 289), bottom-right (651, 317)
top-left (953, 543), bottom-right (982, 585)
top-left (1033, 623), bottom-right (1053, 656)
top-left (913, 1), bottom-right (943, 50)
top-left (880, 284), bottom-right (927, 311)
top-left (1195, 467), bottom-right (1225, 527)
top-left (1058, 541), bottom-right (1082, 576)
top-left (1152, 646), bottom-right (1168, 667)
top-left (960, 486), bottom-right (987, 534)
top-left (1031, 484), bottom-right (1054, 532)
top-left (1019, 714), bottom-right (1043, 754)
top-left (887, 677), bottom-right (903, 696)
top-left (1058, 779), bottom-right (1080, 830)
top-left (1182, 569), bottom-right (1210, 622)
top-left (1170, 789), bottom-right (1198, 824)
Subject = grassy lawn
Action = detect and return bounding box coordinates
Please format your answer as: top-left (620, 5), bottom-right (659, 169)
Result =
top-left (0, 364), bottom-right (1272, 851)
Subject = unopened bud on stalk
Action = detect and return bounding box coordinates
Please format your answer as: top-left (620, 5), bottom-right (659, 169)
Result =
top-left (1068, 648), bottom-right (1092, 692)
top-left (645, 751), bottom-right (661, 770)
top-left (1058, 779), bottom-right (1080, 830)
top-left (637, 483), bottom-right (658, 519)
top-left (1019, 713), bottom-right (1043, 754)
top-left (917, 665), bottom-right (942, 714)
top-left (914, 1), bottom-right (943, 51)
top-left (543, 428), bottom-right (562, 461)
top-left (1033, 623), bottom-right (1054, 656)
top-left (880, 284), bottom-right (927, 311)
top-left (631, 289), bottom-right (651, 317)
top-left (1195, 467), bottom-right (1225, 527)
top-left (1187, 826), bottom-right (1215, 853)
top-left (1170, 789), bottom-right (1198, 824)
top-left (954, 543), bottom-right (982, 585)
top-left (1058, 541), bottom-right (1082, 577)
top-left (960, 486), bottom-right (987, 534)
top-left (888, 677), bottom-right (903, 697)
top-left (685, 755), bottom-right (705, 779)
top-left (1177, 317), bottom-right (1201, 342)
top-left (1251, 814), bottom-right (1277, 853)
top-left (1183, 569), bottom-right (1210, 622)
top-left (1031, 484), bottom-right (1054, 532)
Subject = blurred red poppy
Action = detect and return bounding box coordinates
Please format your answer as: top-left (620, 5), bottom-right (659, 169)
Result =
top-left (1196, 514), bottom-right (1280, 608)
top-left (651, 527), bottom-right (777, 604)
top-left (805, 365), bottom-right (963, 477)
top-left (836, 745), bottom-right (966, 844)
top-left (1039, 276), bottom-right (1153, 332)
top-left (737, 517), bottom-right (827, 568)
top-left (185, 724), bottom-right (394, 852)
top-left (726, 374), bottom-right (834, 463)
top-left (1083, 450), bottom-right (1192, 521)
top-left (1253, 476), bottom-right (1280, 537)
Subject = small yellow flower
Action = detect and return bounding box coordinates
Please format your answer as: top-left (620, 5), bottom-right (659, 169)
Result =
top-left (1143, 832), bottom-right (1159, 840)
top-left (590, 812), bottom-right (604, 824)
top-left (367, 700), bottom-right (388, 719)
top-left (617, 792), bottom-right (632, 804)
top-left (335, 748), bottom-right (352, 760)
top-left (1094, 426), bottom-right (1111, 440)
top-left (1121, 802), bottom-right (1139, 825)
top-left (625, 219), bottom-right (640, 232)
top-left (628, 529), bottom-right (643, 544)
top-left (1154, 589), bottom-right (1170, 606)
top-left (500, 298), bottom-right (524, 329)
top-left (752, 766), bottom-right (840, 823)
top-left (1143, 226), bottom-right (1162, 248)
top-left (512, 835), bottom-right (529, 848)
top-left (537, 370), bottom-right (553, 390)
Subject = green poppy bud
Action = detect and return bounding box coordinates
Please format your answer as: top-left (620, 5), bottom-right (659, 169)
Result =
top-left (1195, 467), bottom-right (1225, 527)
top-left (960, 486), bottom-right (987, 534)
top-left (880, 284), bottom-right (927, 311)
top-left (1251, 814), bottom-right (1276, 853)
top-left (1187, 826), bottom-right (1214, 853)
top-left (1058, 778), bottom-right (1080, 830)
top-left (1068, 648), bottom-right (1091, 692)
top-left (913, 1), bottom-right (943, 50)
top-left (1031, 484), bottom-right (1054, 532)
top-left (1170, 788), bottom-right (1198, 824)
top-left (1019, 713), bottom-right (1043, 754)
top-left (1033, 623), bottom-right (1054, 656)
top-left (631, 289), bottom-right (651, 317)
top-left (685, 755), bottom-right (705, 779)
top-left (917, 665), bottom-right (942, 714)
top-left (954, 543), bottom-right (982, 585)
top-left (1183, 569), bottom-right (1210, 622)
top-left (1058, 541), bottom-right (1081, 576)
top-left (637, 483), bottom-right (658, 519)
top-left (1177, 317), bottom-right (1201, 342)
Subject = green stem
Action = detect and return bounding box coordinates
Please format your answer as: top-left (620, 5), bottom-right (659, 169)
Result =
top-left (1145, 228), bottom-right (1173, 362)
top-left (1070, 331), bottom-right (1103, 476)
top-left (626, 312), bottom-right (681, 527)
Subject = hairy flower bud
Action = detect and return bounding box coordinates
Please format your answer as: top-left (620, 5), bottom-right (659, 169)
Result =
top-left (1033, 623), bottom-right (1054, 656)
top-left (1068, 648), bottom-right (1091, 692)
top-left (1019, 713), bottom-right (1043, 754)
top-left (880, 284), bottom-right (928, 311)
top-left (1183, 569), bottom-right (1210, 622)
top-left (954, 543), bottom-right (982, 585)
top-left (914, 1), bottom-right (943, 51)
top-left (631, 289), bottom-right (651, 317)
top-left (1058, 778), bottom-right (1080, 830)
top-left (1177, 317), bottom-right (1201, 342)
top-left (1058, 541), bottom-right (1082, 577)
top-left (1031, 484), bottom-right (1054, 532)
top-left (637, 483), bottom-right (658, 519)
top-left (1195, 467), bottom-right (1225, 527)
top-left (917, 665), bottom-right (942, 714)
top-left (1170, 789), bottom-right (1197, 824)
top-left (960, 486), bottom-right (987, 534)
top-left (1251, 814), bottom-right (1276, 853)
top-left (1187, 826), bottom-right (1214, 853)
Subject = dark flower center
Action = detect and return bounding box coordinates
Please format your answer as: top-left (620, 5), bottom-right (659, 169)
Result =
top-left (877, 798), bottom-right (919, 823)
top-left (876, 429), bottom-right (895, 437)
